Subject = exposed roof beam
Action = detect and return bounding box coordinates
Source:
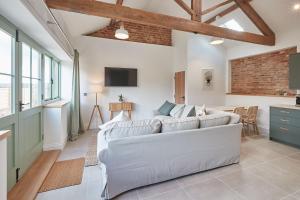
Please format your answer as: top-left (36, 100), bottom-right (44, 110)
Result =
top-left (191, 0), bottom-right (202, 21)
top-left (46, 0), bottom-right (275, 45)
top-left (202, 0), bottom-right (233, 15)
top-left (204, 0), bottom-right (252, 24)
top-left (174, 0), bottom-right (195, 16)
top-left (234, 0), bottom-right (274, 36)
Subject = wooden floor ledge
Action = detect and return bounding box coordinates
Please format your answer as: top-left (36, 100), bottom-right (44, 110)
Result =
top-left (8, 150), bottom-right (61, 200)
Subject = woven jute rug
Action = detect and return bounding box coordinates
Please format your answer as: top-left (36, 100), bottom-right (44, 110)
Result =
top-left (85, 132), bottom-right (98, 167)
top-left (39, 158), bottom-right (85, 193)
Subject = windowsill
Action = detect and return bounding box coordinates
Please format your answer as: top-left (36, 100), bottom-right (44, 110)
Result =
top-left (0, 130), bottom-right (11, 141)
top-left (43, 100), bottom-right (70, 108)
top-left (226, 93), bottom-right (296, 98)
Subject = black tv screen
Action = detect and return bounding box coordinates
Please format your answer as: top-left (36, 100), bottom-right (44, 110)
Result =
top-left (289, 53), bottom-right (300, 89)
top-left (105, 67), bottom-right (138, 87)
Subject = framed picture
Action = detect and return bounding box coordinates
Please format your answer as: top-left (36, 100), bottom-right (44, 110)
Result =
top-left (202, 68), bottom-right (214, 90)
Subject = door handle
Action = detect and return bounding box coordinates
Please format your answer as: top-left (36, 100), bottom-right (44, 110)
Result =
top-left (19, 101), bottom-right (30, 112)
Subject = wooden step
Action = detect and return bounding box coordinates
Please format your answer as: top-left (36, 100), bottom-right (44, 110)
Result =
top-left (8, 150), bottom-right (61, 200)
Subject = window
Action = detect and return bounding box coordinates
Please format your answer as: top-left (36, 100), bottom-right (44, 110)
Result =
top-left (44, 55), bottom-right (60, 101)
top-left (220, 19), bottom-right (244, 32)
top-left (0, 28), bottom-right (14, 117)
top-left (21, 43), bottom-right (42, 110)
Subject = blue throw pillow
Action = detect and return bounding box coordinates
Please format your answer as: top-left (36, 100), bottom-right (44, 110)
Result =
top-left (158, 101), bottom-right (176, 116)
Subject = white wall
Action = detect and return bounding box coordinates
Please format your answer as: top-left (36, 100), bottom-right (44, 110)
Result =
top-left (225, 28), bottom-right (300, 135)
top-left (186, 35), bottom-right (227, 106)
top-left (61, 60), bottom-right (73, 101)
top-left (73, 37), bottom-right (174, 129)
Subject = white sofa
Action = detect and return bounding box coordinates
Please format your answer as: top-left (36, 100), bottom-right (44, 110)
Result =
top-left (97, 109), bottom-right (242, 199)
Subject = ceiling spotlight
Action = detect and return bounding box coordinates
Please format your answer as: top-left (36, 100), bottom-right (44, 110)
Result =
top-left (115, 23), bottom-right (129, 40)
top-left (294, 3), bottom-right (300, 10)
top-left (210, 38), bottom-right (224, 45)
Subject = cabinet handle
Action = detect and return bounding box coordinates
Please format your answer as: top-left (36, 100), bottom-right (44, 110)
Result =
top-left (280, 110), bottom-right (290, 114)
top-left (280, 119), bottom-right (289, 122)
top-left (279, 127), bottom-right (289, 132)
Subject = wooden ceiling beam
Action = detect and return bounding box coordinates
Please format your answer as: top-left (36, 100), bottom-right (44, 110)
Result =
top-left (234, 0), bottom-right (274, 36)
top-left (191, 0), bottom-right (202, 21)
top-left (46, 0), bottom-right (275, 45)
top-left (202, 0), bottom-right (233, 15)
top-left (204, 0), bottom-right (252, 24)
top-left (174, 0), bottom-right (195, 16)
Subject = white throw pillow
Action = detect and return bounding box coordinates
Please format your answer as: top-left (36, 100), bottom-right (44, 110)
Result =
top-left (199, 113), bottom-right (230, 128)
top-left (104, 119), bottom-right (161, 140)
top-left (170, 104), bottom-right (185, 118)
top-left (99, 111), bottom-right (130, 130)
top-left (195, 104), bottom-right (207, 116)
top-left (181, 105), bottom-right (196, 118)
top-left (161, 117), bottom-right (200, 133)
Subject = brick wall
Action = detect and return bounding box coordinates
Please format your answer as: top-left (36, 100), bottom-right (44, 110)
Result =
top-left (87, 21), bottom-right (172, 46)
top-left (231, 47), bottom-right (297, 96)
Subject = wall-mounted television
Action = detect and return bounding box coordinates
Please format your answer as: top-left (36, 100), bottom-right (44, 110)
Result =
top-left (289, 53), bottom-right (300, 89)
top-left (105, 67), bottom-right (138, 87)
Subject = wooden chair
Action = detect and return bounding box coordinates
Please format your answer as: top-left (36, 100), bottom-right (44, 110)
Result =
top-left (242, 106), bottom-right (259, 136)
top-left (233, 107), bottom-right (246, 137)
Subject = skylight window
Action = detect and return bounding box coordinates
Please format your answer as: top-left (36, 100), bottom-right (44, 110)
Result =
top-left (221, 19), bottom-right (244, 32)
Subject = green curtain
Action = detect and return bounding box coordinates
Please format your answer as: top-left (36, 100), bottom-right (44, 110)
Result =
top-left (70, 49), bottom-right (84, 141)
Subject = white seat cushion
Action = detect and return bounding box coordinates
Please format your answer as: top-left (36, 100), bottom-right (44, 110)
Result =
top-left (199, 113), bottom-right (230, 128)
top-left (104, 119), bottom-right (161, 140)
top-left (170, 104), bottom-right (185, 118)
top-left (161, 117), bottom-right (200, 133)
top-left (99, 111), bottom-right (130, 131)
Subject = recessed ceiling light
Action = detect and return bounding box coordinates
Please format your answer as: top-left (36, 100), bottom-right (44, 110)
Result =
top-left (210, 38), bottom-right (224, 45)
top-left (294, 3), bottom-right (300, 10)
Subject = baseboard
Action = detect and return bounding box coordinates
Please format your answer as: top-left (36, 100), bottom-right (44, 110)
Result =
top-left (43, 142), bottom-right (66, 151)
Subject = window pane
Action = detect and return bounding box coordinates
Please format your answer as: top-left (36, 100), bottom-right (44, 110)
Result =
top-left (22, 77), bottom-right (30, 110)
top-left (0, 29), bottom-right (12, 74)
top-left (0, 75), bottom-right (12, 117)
top-left (22, 43), bottom-right (31, 77)
top-left (32, 49), bottom-right (41, 79)
top-left (32, 79), bottom-right (41, 107)
top-left (44, 56), bottom-right (51, 99)
top-left (52, 61), bottom-right (59, 98)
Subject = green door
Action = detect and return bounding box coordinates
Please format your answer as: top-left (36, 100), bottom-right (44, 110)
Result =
top-left (17, 41), bottom-right (43, 178)
top-left (0, 21), bottom-right (43, 191)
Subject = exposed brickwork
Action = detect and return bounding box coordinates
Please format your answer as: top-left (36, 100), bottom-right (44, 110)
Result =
top-left (87, 21), bottom-right (172, 46)
top-left (231, 47), bottom-right (297, 96)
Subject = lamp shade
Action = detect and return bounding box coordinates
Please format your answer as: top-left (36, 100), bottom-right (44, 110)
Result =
top-left (210, 38), bottom-right (224, 45)
top-left (115, 25), bottom-right (129, 40)
top-left (89, 84), bottom-right (103, 93)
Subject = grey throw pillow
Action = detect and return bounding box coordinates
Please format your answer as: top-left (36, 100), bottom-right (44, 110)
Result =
top-left (158, 101), bottom-right (176, 116)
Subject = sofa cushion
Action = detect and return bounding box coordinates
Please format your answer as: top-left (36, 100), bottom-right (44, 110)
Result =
top-left (158, 101), bottom-right (176, 116)
top-left (99, 111), bottom-right (130, 131)
top-left (154, 115), bottom-right (173, 121)
top-left (199, 113), bottom-right (230, 128)
top-left (195, 104), bottom-right (207, 116)
top-left (170, 104), bottom-right (185, 118)
top-left (161, 117), bottom-right (200, 133)
top-left (181, 105), bottom-right (196, 118)
top-left (104, 119), bottom-right (161, 140)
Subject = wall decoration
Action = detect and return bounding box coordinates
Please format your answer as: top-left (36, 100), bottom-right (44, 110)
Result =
top-left (202, 68), bottom-right (214, 90)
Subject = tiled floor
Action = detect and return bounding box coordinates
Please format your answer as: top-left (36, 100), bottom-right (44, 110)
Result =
top-left (36, 132), bottom-right (300, 200)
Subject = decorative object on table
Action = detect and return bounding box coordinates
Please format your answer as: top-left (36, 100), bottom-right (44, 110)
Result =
top-left (202, 68), bottom-right (214, 90)
top-left (109, 102), bottom-right (134, 120)
top-left (118, 94), bottom-right (124, 102)
top-left (87, 84), bottom-right (104, 130)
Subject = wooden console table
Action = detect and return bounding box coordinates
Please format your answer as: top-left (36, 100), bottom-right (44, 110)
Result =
top-left (109, 102), bottom-right (134, 119)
